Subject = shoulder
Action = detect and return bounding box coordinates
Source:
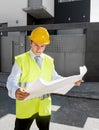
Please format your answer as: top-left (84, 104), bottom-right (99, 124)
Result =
top-left (43, 53), bottom-right (53, 60)
top-left (15, 51), bottom-right (30, 60)
top-left (15, 51), bottom-right (30, 68)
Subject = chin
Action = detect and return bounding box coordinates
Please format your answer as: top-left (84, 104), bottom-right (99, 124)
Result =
top-left (36, 53), bottom-right (41, 56)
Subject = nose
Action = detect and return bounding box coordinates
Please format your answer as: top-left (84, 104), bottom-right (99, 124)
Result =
top-left (37, 46), bottom-right (41, 51)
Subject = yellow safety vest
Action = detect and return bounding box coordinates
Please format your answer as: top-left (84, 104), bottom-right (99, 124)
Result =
top-left (15, 51), bottom-right (54, 119)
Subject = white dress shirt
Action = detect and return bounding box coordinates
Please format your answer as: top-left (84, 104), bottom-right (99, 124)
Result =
top-left (6, 50), bottom-right (62, 99)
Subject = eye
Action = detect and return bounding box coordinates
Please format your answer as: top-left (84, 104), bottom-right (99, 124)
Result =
top-left (41, 45), bottom-right (44, 47)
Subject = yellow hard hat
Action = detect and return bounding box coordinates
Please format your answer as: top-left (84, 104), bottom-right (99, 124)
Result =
top-left (29, 27), bottom-right (50, 44)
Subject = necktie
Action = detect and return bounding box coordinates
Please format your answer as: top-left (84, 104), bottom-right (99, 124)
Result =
top-left (34, 56), bottom-right (42, 68)
top-left (34, 56), bottom-right (50, 99)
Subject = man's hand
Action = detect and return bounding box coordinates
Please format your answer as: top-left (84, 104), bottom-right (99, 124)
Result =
top-left (75, 80), bottom-right (84, 86)
top-left (15, 88), bottom-right (30, 101)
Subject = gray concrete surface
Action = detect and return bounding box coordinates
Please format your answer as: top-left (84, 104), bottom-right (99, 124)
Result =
top-left (0, 73), bottom-right (99, 130)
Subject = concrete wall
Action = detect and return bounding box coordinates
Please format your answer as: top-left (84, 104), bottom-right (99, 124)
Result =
top-left (42, 0), bottom-right (54, 17)
top-left (1, 31), bottom-right (85, 75)
top-left (28, 0), bottom-right (42, 7)
top-left (1, 36), bottom-right (18, 72)
top-left (1, 33), bottom-right (26, 72)
top-left (45, 33), bottom-right (85, 77)
top-left (1, 23), bottom-right (99, 81)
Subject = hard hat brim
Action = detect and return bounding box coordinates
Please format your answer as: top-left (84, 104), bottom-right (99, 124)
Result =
top-left (28, 36), bottom-right (50, 45)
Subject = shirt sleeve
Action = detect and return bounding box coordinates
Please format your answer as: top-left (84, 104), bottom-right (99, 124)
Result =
top-left (52, 69), bottom-right (63, 80)
top-left (6, 62), bottom-right (21, 99)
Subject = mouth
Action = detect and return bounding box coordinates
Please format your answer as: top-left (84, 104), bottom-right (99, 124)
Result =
top-left (36, 52), bottom-right (41, 55)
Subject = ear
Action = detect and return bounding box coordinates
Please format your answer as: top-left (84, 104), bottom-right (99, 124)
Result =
top-left (30, 40), bottom-right (32, 46)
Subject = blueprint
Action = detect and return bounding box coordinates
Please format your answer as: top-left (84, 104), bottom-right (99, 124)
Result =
top-left (23, 66), bottom-right (87, 100)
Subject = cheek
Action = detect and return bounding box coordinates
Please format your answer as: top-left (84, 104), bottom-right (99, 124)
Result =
top-left (42, 47), bottom-right (46, 51)
top-left (40, 48), bottom-right (45, 52)
top-left (41, 47), bottom-right (45, 50)
top-left (31, 46), bottom-right (36, 52)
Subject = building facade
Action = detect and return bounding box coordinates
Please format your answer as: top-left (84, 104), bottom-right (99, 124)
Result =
top-left (0, 0), bottom-right (99, 81)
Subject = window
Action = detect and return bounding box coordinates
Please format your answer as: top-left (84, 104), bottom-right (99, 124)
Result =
top-left (0, 23), bottom-right (8, 36)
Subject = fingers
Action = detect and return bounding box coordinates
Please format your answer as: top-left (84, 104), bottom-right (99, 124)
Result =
top-left (15, 89), bottom-right (30, 101)
top-left (75, 80), bottom-right (84, 86)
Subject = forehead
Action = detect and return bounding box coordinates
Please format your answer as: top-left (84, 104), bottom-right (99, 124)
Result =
top-left (33, 42), bottom-right (46, 47)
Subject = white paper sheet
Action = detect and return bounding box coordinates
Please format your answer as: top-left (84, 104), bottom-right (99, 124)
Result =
top-left (23, 66), bottom-right (87, 100)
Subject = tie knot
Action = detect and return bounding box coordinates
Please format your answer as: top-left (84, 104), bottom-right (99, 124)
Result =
top-left (35, 56), bottom-right (40, 60)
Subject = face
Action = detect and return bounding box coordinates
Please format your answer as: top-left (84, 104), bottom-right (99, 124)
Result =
top-left (30, 41), bottom-right (47, 56)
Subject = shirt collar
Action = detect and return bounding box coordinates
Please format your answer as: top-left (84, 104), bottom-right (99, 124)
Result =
top-left (29, 49), bottom-right (43, 59)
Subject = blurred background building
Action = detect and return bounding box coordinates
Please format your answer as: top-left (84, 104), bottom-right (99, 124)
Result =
top-left (0, 0), bottom-right (99, 81)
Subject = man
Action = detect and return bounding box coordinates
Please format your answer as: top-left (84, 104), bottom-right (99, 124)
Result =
top-left (6, 27), bottom-right (82, 130)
